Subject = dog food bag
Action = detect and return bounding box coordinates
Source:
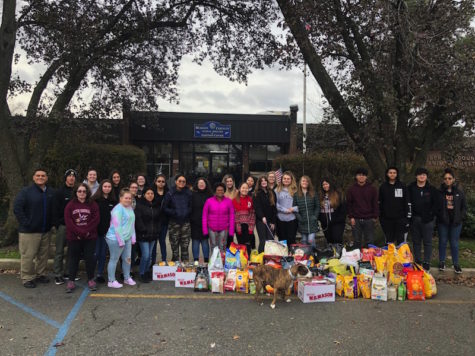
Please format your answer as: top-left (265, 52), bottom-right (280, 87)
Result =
top-left (194, 267), bottom-right (210, 292)
top-left (224, 248), bottom-right (240, 272)
top-left (210, 271), bottom-right (225, 293)
top-left (387, 285), bottom-right (397, 301)
top-left (357, 273), bottom-right (372, 299)
top-left (397, 243), bottom-right (414, 264)
top-left (291, 244), bottom-right (313, 261)
top-left (224, 269), bottom-right (237, 291)
top-left (250, 250), bottom-right (264, 265)
top-left (414, 264), bottom-right (437, 299)
top-left (406, 270), bottom-right (425, 301)
top-left (343, 275), bottom-right (359, 299)
top-left (335, 275), bottom-right (345, 297)
top-left (235, 270), bottom-right (249, 293)
top-left (371, 275), bottom-right (388, 301)
top-left (374, 255), bottom-right (388, 275)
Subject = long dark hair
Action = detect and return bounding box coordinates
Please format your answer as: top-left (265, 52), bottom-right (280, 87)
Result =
top-left (319, 178), bottom-right (340, 209)
top-left (74, 183), bottom-right (92, 204)
top-left (254, 175), bottom-right (275, 206)
top-left (92, 179), bottom-right (117, 202)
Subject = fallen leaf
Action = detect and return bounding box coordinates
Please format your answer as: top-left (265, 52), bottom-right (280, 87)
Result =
top-left (333, 340), bottom-right (341, 345)
top-left (210, 343), bottom-right (216, 348)
top-left (160, 339), bottom-right (167, 344)
top-left (233, 335), bottom-right (240, 340)
top-left (156, 332), bottom-right (161, 336)
top-left (54, 342), bottom-right (64, 348)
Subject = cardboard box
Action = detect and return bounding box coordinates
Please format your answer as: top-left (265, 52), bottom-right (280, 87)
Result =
top-left (152, 265), bottom-right (177, 281)
top-left (175, 272), bottom-right (196, 288)
top-left (298, 280), bottom-right (336, 303)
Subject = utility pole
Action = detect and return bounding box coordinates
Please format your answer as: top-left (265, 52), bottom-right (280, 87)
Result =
top-left (303, 64), bottom-right (307, 154)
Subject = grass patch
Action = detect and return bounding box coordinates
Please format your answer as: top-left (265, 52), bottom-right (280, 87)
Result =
top-left (431, 238), bottom-right (475, 269)
top-left (0, 248), bottom-right (20, 259)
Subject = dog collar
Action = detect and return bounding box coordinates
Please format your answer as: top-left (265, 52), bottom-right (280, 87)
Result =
top-left (288, 269), bottom-right (295, 279)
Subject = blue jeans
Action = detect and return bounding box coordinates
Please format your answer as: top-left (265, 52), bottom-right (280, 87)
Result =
top-left (106, 238), bottom-right (132, 282)
top-left (95, 235), bottom-right (107, 277)
top-left (300, 233), bottom-right (316, 247)
top-left (139, 241), bottom-right (156, 276)
top-left (192, 239), bottom-right (210, 261)
top-left (438, 223), bottom-right (462, 265)
top-left (151, 223), bottom-right (168, 265)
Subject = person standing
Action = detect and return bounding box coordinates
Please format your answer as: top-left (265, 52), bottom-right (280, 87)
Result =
top-left (253, 176), bottom-right (277, 253)
top-left (14, 168), bottom-right (55, 288)
top-left (163, 174), bottom-right (192, 261)
top-left (246, 175), bottom-right (256, 195)
top-left (202, 183), bottom-right (235, 254)
top-left (83, 168), bottom-right (99, 195)
top-left (346, 168), bottom-right (378, 249)
top-left (64, 184), bottom-right (100, 293)
top-left (267, 171), bottom-right (277, 191)
top-left (318, 178), bottom-right (346, 244)
top-left (191, 178), bottom-right (213, 264)
top-left (293, 175), bottom-right (319, 248)
top-left (275, 171), bottom-right (298, 245)
top-left (151, 174), bottom-right (169, 265)
top-left (106, 189), bottom-right (137, 288)
top-left (92, 179), bottom-right (116, 283)
top-left (110, 170), bottom-right (123, 200)
top-left (136, 174), bottom-right (147, 199)
top-left (438, 168), bottom-right (466, 274)
top-left (232, 182), bottom-right (256, 256)
top-left (378, 167), bottom-right (410, 245)
top-left (128, 181), bottom-right (139, 210)
top-left (135, 188), bottom-right (160, 282)
top-left (407, 167), bottom-right (440, 271)
top-left (222, 174), bottom-right (238, 200)
top-left (52, 169), bottom-right (77, 285)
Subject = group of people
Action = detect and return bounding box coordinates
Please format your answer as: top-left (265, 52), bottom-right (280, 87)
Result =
top-left (13, 164), bottom-right (467, 293)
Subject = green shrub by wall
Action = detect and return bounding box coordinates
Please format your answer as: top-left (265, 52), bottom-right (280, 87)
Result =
top-left (461, 195), bottom-right (475, 239)
top-left (43, 143), bottom-right (146, 187)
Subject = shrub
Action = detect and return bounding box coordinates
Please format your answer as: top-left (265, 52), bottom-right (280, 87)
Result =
top-left (461, 194), bottom-right (475, 239)
top-left (274, 151), bottom-right (368, 192)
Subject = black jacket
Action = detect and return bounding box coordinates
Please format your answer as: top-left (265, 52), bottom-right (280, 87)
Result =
top-left (438, 184), bottom-right (467, 225)
top-left (190, 190), bottom-right (212, 240)
top-left (14, 184), bottom-right (55, 233)
top-left (135, 200), bottom-right (161, 242)
top-left (153, 188), bottom-right (169, 225)
top-left (318, 192), bottom-right (347, 226)
top-left (95, 196), bottom-right (117, 236)
top-left (163, 186), bottom-right (192, 225)
top-left (379, 180), bottom-right (410, 220)
top-left (52, 185), bottom-right (74, 228)
top-left (407, 181), bottom-right (441, 223)
top-left (253, 189), bottom-right (277, 224)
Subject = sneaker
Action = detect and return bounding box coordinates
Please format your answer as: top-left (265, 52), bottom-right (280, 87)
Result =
top-left (74, 276), bottom-right (81, 281)
top-left (438, 262), bottom-right (445, 271)
top-left (422, 262), bottom-right (430, 272)
top-left (124, 277), bottom-right (136, 286)
top-left (108, 280), bottom-right (123, 288)
top-left (95, 275), bottom-right (106, 283)
top-left (454, 265), bottom-right (462, 274)
top-left (55, 276), bottom-right (65, 285)
top-left (66, 281), bottom-right (75, 293)
top-left (88, 279), bottom-right (97, 291)
top-left (36, 275), bottom-right (50, 284)
top-left (194, 260), bottom-right (199, 267)
top-left (23, 280), bottom-right (36, 288)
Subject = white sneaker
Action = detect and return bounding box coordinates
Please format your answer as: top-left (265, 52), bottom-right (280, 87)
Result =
top-left (107, 280), bottom-right (123, 288)
top-left (124, 277), bottom-right (136, 286)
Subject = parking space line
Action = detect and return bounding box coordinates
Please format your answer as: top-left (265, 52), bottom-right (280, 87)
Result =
top-left (89, 293), bottom-right (475, 304)
top-left (0, 291), bottom-right (61, 329)
top-left (45, 287), bottom-right (90, 356)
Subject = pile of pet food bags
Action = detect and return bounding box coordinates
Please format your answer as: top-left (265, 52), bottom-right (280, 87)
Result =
top-left (153, 239), bottom-right (436, 302)
top-left (330, 242), bottom-right (437, 301)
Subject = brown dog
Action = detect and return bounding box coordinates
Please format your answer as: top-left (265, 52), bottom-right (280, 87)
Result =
top-left (253, 264), bottom-right (312, 309)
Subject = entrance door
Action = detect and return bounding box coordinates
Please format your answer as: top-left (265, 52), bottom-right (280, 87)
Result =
top-left (210, 154), bottom-right (228, 183)
top-left (194, 154), bottom-right (210, 176)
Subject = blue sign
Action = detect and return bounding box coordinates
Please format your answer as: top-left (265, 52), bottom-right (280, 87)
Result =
top-left (194, 121), bottom-right (231, 139)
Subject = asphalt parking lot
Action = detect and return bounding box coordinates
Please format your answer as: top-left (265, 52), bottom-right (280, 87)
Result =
top-left (1, 272), bottom-right (474, 356)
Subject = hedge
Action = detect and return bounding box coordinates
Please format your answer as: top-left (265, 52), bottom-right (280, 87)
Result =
top-left (43, 143), bottom-right (146, 187)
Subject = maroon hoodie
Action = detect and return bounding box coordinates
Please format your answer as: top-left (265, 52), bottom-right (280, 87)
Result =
top-left (346, 182), bottom-right (378, 219)
top-left (64, 199), bottom-right (100, 241)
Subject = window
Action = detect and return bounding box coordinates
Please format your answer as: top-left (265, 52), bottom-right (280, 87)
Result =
top-left (249, 144), bottom-right (282, 173)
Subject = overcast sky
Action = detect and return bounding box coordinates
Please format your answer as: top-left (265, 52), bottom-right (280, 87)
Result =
top-left (10, 52), bottom-right (326, 124)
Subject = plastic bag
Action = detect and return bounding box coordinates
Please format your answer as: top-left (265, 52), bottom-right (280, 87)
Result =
top-left (339, 248), bottom-right (361, 268)
top-left (406, 270), bottom-right (425, 301)
top-left (250, 250), bottom-right (264, 265)
top-left (290, 244), bottom-right (313, 261)
top-left (327, 259), bottom-right (350, 275)
top-left (224, 248), bottom-right (240, 272)
top-left (397, 243), bottom-right (414, 264)
top-left (194, 266), bottom-right (209, 292)
top-left (236, 270), bottom-right (249, 293)
top-left (224, 270), bottom-right (237, 291)
top-left (209, 246), bottom-right (224, 271)
top-left (264, 240), bottom-right (288, 256)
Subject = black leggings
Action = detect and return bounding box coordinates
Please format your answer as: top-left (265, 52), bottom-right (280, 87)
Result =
top-left (256, 220), bottom-right (275, 253)
top-left (321, 222), bottom-right (345, 244)
top-left (68, 239), bottom-right (96, 281)
top-left (276, 219), bottom-right (297, 245)
top-left (236, 224), bottom-right (252, 256)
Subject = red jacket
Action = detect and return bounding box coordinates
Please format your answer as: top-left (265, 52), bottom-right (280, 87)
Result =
top-left (232, 196), bottom-right (255, 235)
top-left (64, 200), bottom-right (100, 241)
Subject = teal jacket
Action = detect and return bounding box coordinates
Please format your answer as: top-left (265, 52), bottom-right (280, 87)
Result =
top-left (293, 192), bottom-right (319, 234)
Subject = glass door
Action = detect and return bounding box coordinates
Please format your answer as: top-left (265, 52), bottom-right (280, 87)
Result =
top-left (210, 154), bottom-right (228, 184)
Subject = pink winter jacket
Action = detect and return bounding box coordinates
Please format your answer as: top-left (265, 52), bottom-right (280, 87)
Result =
top-left (202, 196), bottom-right (235, 236)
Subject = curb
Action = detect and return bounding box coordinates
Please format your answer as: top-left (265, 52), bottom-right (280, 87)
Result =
top-left (1, 258), bottom-right (474, 277)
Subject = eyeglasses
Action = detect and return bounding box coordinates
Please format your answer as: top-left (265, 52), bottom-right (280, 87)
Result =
top-left (77, 190), bottom-right (87, 193)
top-left (157, 180), bottom-right (165, 183)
